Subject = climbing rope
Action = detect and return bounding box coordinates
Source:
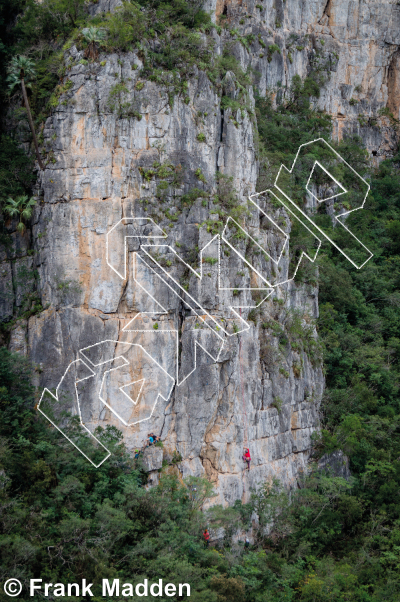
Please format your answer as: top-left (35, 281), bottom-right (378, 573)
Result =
top-left (239, 309), bottom-right (249, 492)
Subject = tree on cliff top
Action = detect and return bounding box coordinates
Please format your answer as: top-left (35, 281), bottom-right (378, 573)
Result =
top-left (83, 27), bottom-right (107, 60)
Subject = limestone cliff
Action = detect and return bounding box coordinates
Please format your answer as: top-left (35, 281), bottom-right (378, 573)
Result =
top-left (2, 0), bottom-right (399, 505)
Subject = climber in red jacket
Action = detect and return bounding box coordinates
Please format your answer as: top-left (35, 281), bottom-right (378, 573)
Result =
top-left (203, 529), bottom-right (210, 547)
top-left (243, 448), bottom-right (251, 471)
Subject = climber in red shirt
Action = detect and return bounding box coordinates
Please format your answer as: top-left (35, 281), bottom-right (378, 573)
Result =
top-left (243, 448), bottom-right (251, 471)
top-left (203, 529), bottom-right (210, 547)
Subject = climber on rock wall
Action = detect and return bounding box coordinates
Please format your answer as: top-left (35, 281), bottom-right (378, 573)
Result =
top-left (243, 448), bottom-right (251, 471)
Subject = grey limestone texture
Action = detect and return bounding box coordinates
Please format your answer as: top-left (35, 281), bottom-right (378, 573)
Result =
top-left (1, 0), bottom-right (398, 506)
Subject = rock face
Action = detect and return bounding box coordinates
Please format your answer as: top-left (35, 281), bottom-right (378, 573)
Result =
top-left (217, 0), bottom-right (400, 162)
top-left (142, 446), bottom-right (164, 473)
top-left (318, 450), bottom-right (351, 481)
top-left (1, 0), bottom-right (398, 505)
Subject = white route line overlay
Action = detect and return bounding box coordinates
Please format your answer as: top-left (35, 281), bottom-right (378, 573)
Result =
top-left (38, 359), bottom-right (111, 468)
top-left (38, 341), bottom-right (175, 466)
top-left (249, 189), bottom-right (322, 286)
top-left (272, 137), bottom-right (373, 270)
top-left (106, 217), bottom-right (167, 280)
top-left (79, 341), bottom-right (175, 427)
top-left (39, 139), bottom-right (374, 466)
top-left (305, 160), bottom-right (347, 203)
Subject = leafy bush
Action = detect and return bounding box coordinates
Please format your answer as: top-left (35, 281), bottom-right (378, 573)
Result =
top-left (271, 396), bottom-right (283, 412)
top-left (1, 3), bottom-right (400, 599)
top-left (3, 194), bottom-right (36, 233)
top-left (267, 43), bottom-right (280, 62)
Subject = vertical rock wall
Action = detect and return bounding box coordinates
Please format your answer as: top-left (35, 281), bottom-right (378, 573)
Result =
top-left (2, 0), bottom-right (398, 505)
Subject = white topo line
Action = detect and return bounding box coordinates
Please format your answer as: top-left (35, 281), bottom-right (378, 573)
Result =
top-left (39, 139), bottom-right (374, 466)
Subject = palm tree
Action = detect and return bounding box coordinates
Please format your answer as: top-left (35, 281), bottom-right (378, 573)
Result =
top-left (7, 56), bottom-right (44, 171)
top-left (83, 27), bottom-right (106, 60)
top-left (4, 195), bottom-right (37, 233)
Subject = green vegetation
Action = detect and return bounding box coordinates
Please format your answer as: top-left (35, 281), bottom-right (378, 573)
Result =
top-left (3, 194), bottom-right (36, 233)
top-left (107, 81), bottom-right (142, 118)
top-left (256, 74), bottom-right (332, 189)
top-left (267, 43), bottom-right (281, 62)
top-left (255, 60), bottom-right (400, 598)
top-left (195, 168), bottom-right (206, 183)
top-left (0, 0), bottom-right (211, 122)
top-left (0, 0), bottom-right (254, 217)
top-left (0, 136), bottom-right (35, 202)
top-left (294, 153), bottom-right (400, 601)
top-left (197, 172), bottom-right (250, 237)
top-left (181, 187), bottom-right (207, 206)
top-left (2, 108), bottom-right (400, 601)
top-left (82, 25), bottom-right (106, 60)
top-left (6, 55), bottom-right (44, 169)
top-left (256, 72), bottom-right (336, 282)
top-left (1, 0), bottom-right (400, 598)
top-left (378, 106), bottom-right (400, 128)
top-left (271, 396), bottom-right (283, 412)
